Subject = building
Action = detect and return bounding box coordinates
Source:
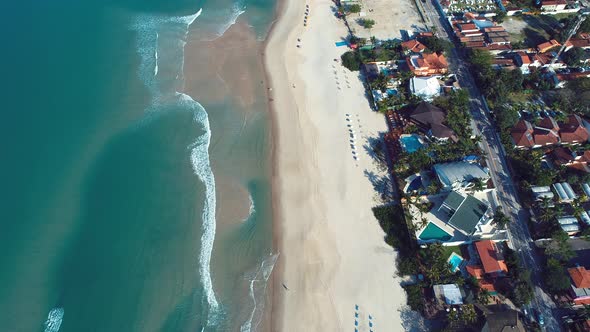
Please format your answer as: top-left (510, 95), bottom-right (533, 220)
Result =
top-left (409, 76), bottom-right (441, 100)
top-left (406, 53), bottom-right (449, 76)
top-left (510, 119), bottom-right (560, 148)
top-left (405, 102), bottom-right (457, 141)
top-left (537, 39), bottom-right (561, 53)
top-left (553, 182), bottom-right (578, 203)
top-left (568, 266), bottom-right (590, 306)
top-left (540, 0), bottom-right (567, 11)
top-left (401, 39), bottom-right (426, 54)
top-left (433, 161), bottom-right (490, 191)
top-left (560, 114), bottom-right (589, 144)
top-left (512, 51), bottom-right (532, 74)
top-left (475, 240), bottom-right (509, 276)
top-left (433, 284), bottom-right (464, 305)
top-left (438, 191), bottom-right (493, 236)
top-left (558, 216), bottom-right (581, 235)
top-left (481, 309), bottom-right (526, 332)
top-left (531, 186), bottom-right (554, 201)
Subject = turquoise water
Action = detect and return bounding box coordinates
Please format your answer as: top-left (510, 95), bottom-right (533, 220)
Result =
top-left (0, 0), bottom-right (277, 331)
top-left (400, 134), bottom-right (424, 153)
top-left (419, 223), bottom-right (452, 241)
top-left (448, 252), bottom-right (464, 272)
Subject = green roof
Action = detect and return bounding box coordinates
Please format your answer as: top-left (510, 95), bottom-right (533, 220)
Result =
top-left (448, 195), bottom-right (489, 235)
top-left (442, 191), bottom-right (465, 211)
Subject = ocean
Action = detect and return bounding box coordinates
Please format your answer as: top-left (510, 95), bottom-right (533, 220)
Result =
top-left (0, 0), bottom-right (277, 331)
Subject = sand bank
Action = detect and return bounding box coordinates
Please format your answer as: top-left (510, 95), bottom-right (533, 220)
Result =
top-left (265, 0), bottom-right (409, 330)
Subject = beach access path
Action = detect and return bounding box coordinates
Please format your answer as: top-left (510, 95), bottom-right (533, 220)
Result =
top-left (265, 0), bottom-right (412, 330)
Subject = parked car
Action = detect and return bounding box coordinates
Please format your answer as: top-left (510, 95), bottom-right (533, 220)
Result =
top-left (536, 310), bottom-right (545, 326)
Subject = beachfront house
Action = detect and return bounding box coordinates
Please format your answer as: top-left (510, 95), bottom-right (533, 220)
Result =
top-left (467, 240), bottom-right (508, 277)
top-left (433, 161), bottom-right (490, 191)
top-left (405, 102), bottom-right (457, 141)
top-left (413, 190), bottom-right (504, 245)
top-left (409, 76), bottom-right (441, 100)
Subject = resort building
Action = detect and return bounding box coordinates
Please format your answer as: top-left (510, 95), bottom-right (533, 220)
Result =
top-left (540, 0), bottom-right (567, 11)
top-left (568, 266), bottom-right (590, 306)
top-left (409, 76), bottom-right (441, 100)
top-left (433, 161), bottom-right (490, 191)
top-left (558, 216), bottom-right (581, 235)
top-left (406, 53), bottom-right (448, 76)
top-left (480, 309), bottom-right (526, 332)
top-left (530, 186), bottom-right (555, 202)
top-left (553, 182), bottom-right (578, 203)
top-left (405, 102), bottom-right (457, 141)
top-left (474, 240), bottom-right (508, 276)
top-left (414, 190), bottom-right (504, 245)
top-left (510, 115), bottom-right (590, 149)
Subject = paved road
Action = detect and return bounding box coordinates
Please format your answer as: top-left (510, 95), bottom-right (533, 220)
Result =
top-left (419, 1), bottom-right (562, 330)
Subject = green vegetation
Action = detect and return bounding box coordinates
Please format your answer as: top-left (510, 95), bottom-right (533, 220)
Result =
top-left (403, 284), bottom-right (425, 311)
top-left (509, 149), bottom-right (558, 186)
top-left (372, 205), bottom-right (418, 274)
top-left (494, 9), bottom-right (506, 24)
top-left (493, 207), bottom-right (510, 229)
top-left (418, 35), bottom-right (453, 54)
top-left (346, 4), bottom-right (361, 13)
top-left (359, 42), bottom-right (401, 62)
top-left (545, 229), bottom-right (575, 262)
top-left (340, 51), bottom-right (361, 71)
top-left (503, 247), bottom-right (535, 306)
top-left (563, 47), bottom-right (585, 67)
top-left (358, 18), bottom-right (375, 29)
top-left (544, 257), bottom-right (571, 293)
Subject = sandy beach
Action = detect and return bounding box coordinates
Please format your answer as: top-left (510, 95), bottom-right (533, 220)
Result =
top-left (265, 0), bottom-right (409, 330)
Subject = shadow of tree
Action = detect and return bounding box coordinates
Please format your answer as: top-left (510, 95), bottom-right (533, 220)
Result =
top-left (363, 134), bottom-right (389, 171)
top-left (364, 169), bottom-right (394, 202)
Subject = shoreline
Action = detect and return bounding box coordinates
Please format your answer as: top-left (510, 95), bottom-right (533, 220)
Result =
top-left (261, 0), bottom-right (294, 329)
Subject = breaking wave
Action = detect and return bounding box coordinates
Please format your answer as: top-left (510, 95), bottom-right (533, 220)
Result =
top-left (131, 7), bottom-right (220, 327)
top-left (240, 253), bottom-right (279, 332)
top-left (43, 307), bottom-right (64, 332)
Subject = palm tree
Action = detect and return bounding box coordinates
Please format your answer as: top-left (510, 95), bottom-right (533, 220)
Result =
top-left (460, 304), bottom-right (478, 323)
top-left (539, 196), bottom-right (552, 210)
top-left (538, 208), bottom-right (556, 223)
top-left (476, 289), bottom-right (491, 305)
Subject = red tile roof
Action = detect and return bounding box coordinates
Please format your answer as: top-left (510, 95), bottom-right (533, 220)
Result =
top-left (537, 39), bottom-right (561, 53)
top-left (467, 265), bottom-right (485, 279)
top-left (534, 127), bottom-right (560, 146)
top-left (569, 266), bottom-right (590, 289)
top-left (538, 117), bottom-right (559, 131)
top-left (511, 119), bottom-right (534, 147)
top-left (459, 23), bottom-right (479, 32)
top-left (475, 240), bottom-right (509, 274)
top-left (516, 51), bottom-right (531, 65)
top-left (552, 146), bottom-right (576, 165)
top-left (401, 40), bottom-right (426, 53)
top-left (560, 115), bottom-right (589, 144)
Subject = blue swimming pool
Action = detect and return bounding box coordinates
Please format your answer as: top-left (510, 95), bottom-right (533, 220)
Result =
top-left (419, 222), bottom-right (452, 241)
top-left (400, 134), bottom-right (424, 153)
top-left (448, 252), bottom-right (464, 272)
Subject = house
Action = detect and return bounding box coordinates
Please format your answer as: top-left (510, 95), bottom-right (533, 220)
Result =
top-left (560, 114), bottom-right (589, 144)
top-left (433, 161), bottom-right (490, 191)
top-left (433, 284), bottom-right (464, 305)
top-left (491, 57), bottom-right (516, 70)
top-left (570, 35), bottom-right (590, 50)
top-left (475, 240), bottom-right (509, 276)
top-left (401, 39), bottom-right (426, 54)
top-left (438, 191), bottom-right (493, 236)
top-left (510, 119), bottom-right (560, 148)
top-left (405, 102), bottom-right (457, 141)
top-left (558, 216), bottom-right (581, 235)
top-left (540, 0), bottom-right (567, 11)
top-left (531, 185), bottom-right (555, 201)
top-left (537, 39), bottom-right (561, 53)
top-left (568, 266), bottom-right (590, 305)
top-left (406, 53), bottom-right (449, 76)
top-left (513, 51), bottom-right (532, 74)
top-left (481, 309), bottom-right (526, 332)
top-left (409, 76), bottom-right (441, 100)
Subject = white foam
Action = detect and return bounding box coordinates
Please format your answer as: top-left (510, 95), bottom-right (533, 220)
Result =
top-left (243, 192), bottom-right (256, 222)
top-left (43, 307), bottom-right (64, 332)
top-left (216, 2), bottom-right (246, 38)
top-left (240, 253), bottom-right (279, 332)
top-left (131, 7), bottom-right (221, 327)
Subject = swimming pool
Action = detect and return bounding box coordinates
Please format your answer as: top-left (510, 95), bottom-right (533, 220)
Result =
top-left (448, 252), bottom-right (464, 272)
top-left (418, 222), bottom-right (452, 241)
top-left (407, 176), bottom-right (422, 191)
top-left (400, 134), bottom-right (424, 153)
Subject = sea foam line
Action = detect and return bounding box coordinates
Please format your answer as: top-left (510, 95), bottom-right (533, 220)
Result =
top-left (43, 307), bottom-right (64, 332)
top-left (131, 7), bottom-right (221, 326)
top-left (240, 253), bottom-right (279, 332)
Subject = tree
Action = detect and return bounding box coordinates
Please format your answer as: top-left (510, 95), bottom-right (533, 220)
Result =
top-left (476, 289), bottom-right (492, 305)
top-left (340, 51), bottom-right (360, 71)
top-left (418, 36), bottom-right (453, 54)
top-left (358, 18), bottom-right (375, 29)
top-left (544, 257), bottom-right (571, 293)
top-left (493, 207), bottom-right (510, 229)
top-left (494, 9), bottom-right (507, 23)
top-left (563, 47), bottom-right (585, 67)
top-left (471, 178), bottom-right (486, 191)
top-left (546, 229), bottom-right (575, 262)
top-left (347, 4), bottom-right (361, 13)
top-left (459, 304), bottom-right (478, 323)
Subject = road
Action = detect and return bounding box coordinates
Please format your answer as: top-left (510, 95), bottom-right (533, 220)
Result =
top-left (419, 1), bottom-right (562, 330)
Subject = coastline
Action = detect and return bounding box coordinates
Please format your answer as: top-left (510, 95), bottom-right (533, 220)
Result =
top-left (264, 0), bottom-right (408, 331)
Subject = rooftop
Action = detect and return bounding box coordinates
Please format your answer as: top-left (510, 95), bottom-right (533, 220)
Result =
top-left (433, 161), bottom-right (489, 188)
top-left (475, 240), bottom-right (508, 274)
top-left (433, 284), bottom-right (463, 305)
top-left (447, 195), bottom-right (489, 235)
top-left (569, 266), bottom-right (590, 289)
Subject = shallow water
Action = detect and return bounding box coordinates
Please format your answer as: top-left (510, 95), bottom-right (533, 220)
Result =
top-left (0, 0), bottom-right (276, 331)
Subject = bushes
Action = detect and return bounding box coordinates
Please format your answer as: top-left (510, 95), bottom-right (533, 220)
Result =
top-left (346, 4), bottom-right (361, 13)
top-left (404, 284), bottom-right (425, 311)
top-left (358, 18), bottom-right (375, 29)
top-left (340, 51), bottom-right (361, 71)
